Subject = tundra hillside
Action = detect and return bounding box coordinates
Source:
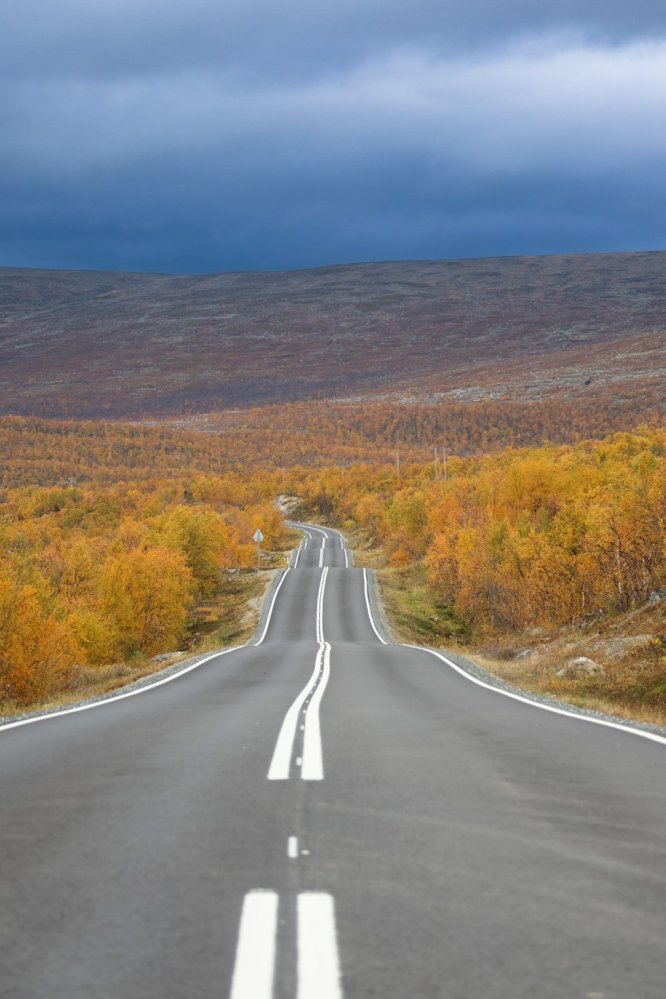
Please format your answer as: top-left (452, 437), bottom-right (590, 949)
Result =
top-left (1, 253), bottom-right (664, 421)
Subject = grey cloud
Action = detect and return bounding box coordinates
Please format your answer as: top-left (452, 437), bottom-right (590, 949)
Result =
top-left (3, 0), bottom-right (666, 84)
top-left (2, 2), bottom-right (666, 271)
top-left (5, 41), bottom-right (665, 178)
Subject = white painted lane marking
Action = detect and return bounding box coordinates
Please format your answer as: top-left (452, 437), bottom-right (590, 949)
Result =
top-left (406, 645), bottom-right (666, 747)
top-left (315, 566), bottom-right (328, 643)
top-left (230, 891), bottom-right (278, 999)
top-left (360, 551), bottom-right (666, 746)
top-left (363, 569), bottom-right (388, 645)
top-left (254, 569), bottom-right (290, 645)
top-left (267, 676), bottom-right (315, 779)
top-left (288, 836), bottom-right (299, 859)
top-left (298, 893), bottom-right (343, 999)
top-left (287, 522), bottom-right (350, 568)
top-left (321, 526), bottom-right (348, 566)
top-left (0, 646), bottom-right (243, 734)
top-left (267, 569), bottom-right (330, 780)
top-left (301, 643), bottom-right (331, 780)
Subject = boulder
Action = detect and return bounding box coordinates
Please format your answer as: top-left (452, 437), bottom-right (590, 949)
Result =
top-left (151, 651), bottom-right (185, 663)
top-left (556, 656), bottom-right (605, 679)
top-left (589, 634), bottom-right (652, 659)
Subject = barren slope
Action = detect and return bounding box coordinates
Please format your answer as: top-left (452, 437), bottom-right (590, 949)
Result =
top-left (0, 252), bottom-right (664, 419)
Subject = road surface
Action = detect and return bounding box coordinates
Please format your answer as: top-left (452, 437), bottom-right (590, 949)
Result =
top-left (1, 523), bottom-right (665, 998)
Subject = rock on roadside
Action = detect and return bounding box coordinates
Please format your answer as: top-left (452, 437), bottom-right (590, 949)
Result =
top-left (556, 656), bottom-right (605, 678)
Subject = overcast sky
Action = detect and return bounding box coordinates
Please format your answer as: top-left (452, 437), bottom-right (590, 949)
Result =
top-left (2, 0), bottom-right (665, 273)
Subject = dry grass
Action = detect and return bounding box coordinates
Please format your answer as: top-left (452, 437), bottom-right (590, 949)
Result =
top-left (339, 525), bottom-right (387, 569)
top-left (467, 601), bottom-right (666, 728)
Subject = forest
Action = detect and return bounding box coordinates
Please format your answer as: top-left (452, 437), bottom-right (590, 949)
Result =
top-left (0, 471), bottom-right (289, 708)
top-left (1, 413), bottom-right (664, 717)
top-left (296, 427), bottom-right (666, 634)
top-left (1, 375), bottom-right (663, 488)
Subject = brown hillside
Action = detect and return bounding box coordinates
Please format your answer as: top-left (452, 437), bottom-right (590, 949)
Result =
top-left (0, 253), bottom-right (664, 421)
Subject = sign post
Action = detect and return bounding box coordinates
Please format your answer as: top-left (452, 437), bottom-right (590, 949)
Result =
top-left (252, 529), bottom-right (264, 572)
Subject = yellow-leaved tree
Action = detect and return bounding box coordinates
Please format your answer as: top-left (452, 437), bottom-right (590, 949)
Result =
top-left (101, 547), bottom-right (194, 658)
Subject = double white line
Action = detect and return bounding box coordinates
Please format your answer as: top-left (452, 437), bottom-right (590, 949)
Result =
top-left (267, 568), bottom-right (331, 780)
top-left (230, 890), bottom-right (342, 999)
top-left (290, 524), bottom-right (349, 569)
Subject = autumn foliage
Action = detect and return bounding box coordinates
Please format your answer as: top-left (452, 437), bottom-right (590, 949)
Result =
top-left (0, 473), bottom-right (289, 706)
top-left (297, 427), bottom-right (666, 636)
top-left (1, 411), bottom-right (665, 712)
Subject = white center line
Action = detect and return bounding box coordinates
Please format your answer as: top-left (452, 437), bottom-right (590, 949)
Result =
top-left (315, 565), bottom-right (327, 643)
top-left (301, 642), bottom-right (331, 780)
top-left (288, 836), bottom-right (299, 859)
top-left (229, 891), bottom-right (278, 999)
top-left (298, 893), bottom-right (343, 999)
top-left (267, 568), bottom-right (330, 780)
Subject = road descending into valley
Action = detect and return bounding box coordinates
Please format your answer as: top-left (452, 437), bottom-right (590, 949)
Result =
top-left (1, 524), bottom-right (665, 998)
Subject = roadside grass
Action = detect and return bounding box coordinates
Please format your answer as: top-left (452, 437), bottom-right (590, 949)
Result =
top-left (475, 622), bottom-right (666, 729)
top-left (375, 563), bottom-right (468, 645)
top-left (339, 524), bottom-right (386, 569)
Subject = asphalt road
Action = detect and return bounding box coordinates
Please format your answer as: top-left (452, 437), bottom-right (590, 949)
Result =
top-left (1, 524), bottom-right (665, 998)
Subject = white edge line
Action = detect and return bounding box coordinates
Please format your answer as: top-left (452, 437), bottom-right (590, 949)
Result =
top-left (230, 890), bottom-right (278, 999)
top-left (363, 568), bottom-right (388, 645)
top-left (361, 561), bottom-right (665, 747)
top-left (406, 644), bottom-right (666, 747)
top-left (298, 892), bottom-right (343, 999)
top-left (254, 568), bottom-right (291, 645)
top-left (0, 645), bottom-right (243, 734)
top-left (301, 643), bottom-right (330, 781)
top-left (3, 565), bottom-right (293, 733)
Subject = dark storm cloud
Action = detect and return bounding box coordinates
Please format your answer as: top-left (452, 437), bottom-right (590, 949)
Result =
top-left (1, 1), bottom-right (665, 271)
